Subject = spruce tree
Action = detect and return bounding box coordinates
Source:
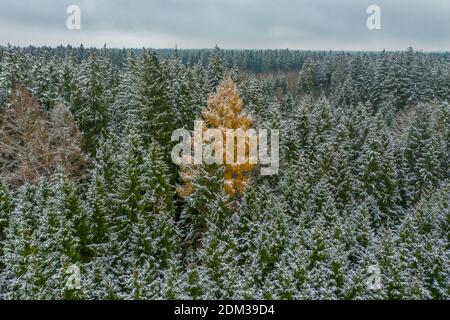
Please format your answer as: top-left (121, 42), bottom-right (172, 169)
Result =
top-left (404, 104), bottom-right (446, 205)
top-left (111, 51), bottom-right (141, 132)
top-left (74, 51), bottom-right (111, 154)
top-left (137, 49), bottom-right (174, 147)
top-left (2, 182), bottom-right (45, 299)
top-left (357, 120), bottom-right (399, 226)
top-left (207, 45), bottom-right (225, 93)
top-left (297, 58), bottom-right (318, 97)
top-left (0, 178), bottom-right (11, 296)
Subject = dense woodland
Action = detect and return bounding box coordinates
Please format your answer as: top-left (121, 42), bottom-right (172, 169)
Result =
top-left (0, 45), bottom-right (448, 299)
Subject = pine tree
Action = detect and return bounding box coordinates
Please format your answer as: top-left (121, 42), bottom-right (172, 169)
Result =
top-left (195, 190), bottom-right (237, 299)
top-left (328, 140), bottom-right (354, 211)
top-left (288, 180), bottom-right (353, 299)
top-left (137, 49), bottom-right (174, 147)
top-left (297, 58), bottom-right (318, 97)
top-left (207, 45), bottom-right (225, 93)
top-left (102, 122), bottom-right (177, 298)
top-left (74, 51), bottom-right (111, 154)
top-left (0, 178), bottom-right (12, 294)
top-left (2, 182), bottom-right (44, 299)
top-left (59, 53), bottom-right (77, 105)
top-left (403, 104), bottom-right (446, 205)
top-left (53, 171), bottom-right (90, 263)
top-left (166, 56), bottom-right (205, 129)
top-left (111, 52), bottom-right (141, 132)
top-left (268, 221), bottom-right (309, 299)
top-left (84, 256), bottom-right (119, 299)
top-left (241, 77), bottom-right (265, 120)
top-left (342, 201), bottom-right (380, 299)
top-left (0, 46), bottom-right (449, 300)
top-left (0, 47), bottom-right (27, 109)
top-left (375, 228), bottom-right (408, 299)
top-left (39, 175), bottom-right (83, 299)
top-left (87, 131), bottom-right (120, 248)
top-left (0, 178), bottom-right (11, 246)
top-left (177, 77), bottom-right (254, 249)
top-left (436, 101), bottom-right (450, 178)
top-left (178, 164), bottom-right (224, 250)
top-left (395, 185), bottom-right (449, 299)
top-left (356, 119), bottom-right (399, 226)
top-left (332, 77), bottom-right (359, 109)
top-left (231, 186), bottom-right (288, 299)
top-left (130, 141), bottom-right (177, 271)
top-left (29, 53), bottom-right (60, 110)
top-left (281, 97), bottom-right (312, 163)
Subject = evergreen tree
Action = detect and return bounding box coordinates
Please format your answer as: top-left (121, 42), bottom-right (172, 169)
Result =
top-left (207, 45), bottom-right (225, 92)
top-left (356, 119), bottom-right (399, 226)
top-left (297, 58), bottom-right (318, 97)
top-left (137, 49), bottom-right (174, 147)
top-left (0, 178), bottom-right (12, 296)
top-left (395, 185), bottom-right (449, 299)
top-left (403, 104), bottom-right (446, 205)
top-left (59, 53), bottom-right (77, 105)
top-left (29, 53), bottom-right (60, 110)
top-left (74, 51), bottom-right (111, 154)
top-left (99, 122), bottom-right (178, 298)
top-left (111, 52), bottom-right (141, 132)
top-left (87, 131), bottom-right (120, 248)
top-left (2, 182), bottom-right (45, 299)
top-left (0, 45), bottom-right (449, 300)
top-left (39, 176), bottom-right (83, 299)
top-left (193, 191), bottom-right (237, 299)
top-left (0, 47), bottom-right (27, 109)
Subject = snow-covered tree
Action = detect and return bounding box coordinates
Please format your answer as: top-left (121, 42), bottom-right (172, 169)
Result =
top-left (207, 45), bottom-right (225, 93)
top-left (137, 49), bottom-right (174, 147)
top-left (73, 51), bottom-right (111, 154)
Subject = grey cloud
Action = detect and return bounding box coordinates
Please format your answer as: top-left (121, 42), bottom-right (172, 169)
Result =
top-left (0, 0), bottom-right (449, 50)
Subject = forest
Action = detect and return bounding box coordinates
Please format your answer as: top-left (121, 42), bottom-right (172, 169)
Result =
top-left (0, 45), bottom-right (448, 299)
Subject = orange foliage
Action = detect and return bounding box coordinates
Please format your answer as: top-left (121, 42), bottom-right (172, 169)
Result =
top-left (178, 77), bottom-right (254, 197)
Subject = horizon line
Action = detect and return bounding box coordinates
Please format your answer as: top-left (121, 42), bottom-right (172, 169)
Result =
top-left (1, 44), bottom-right (449, 53)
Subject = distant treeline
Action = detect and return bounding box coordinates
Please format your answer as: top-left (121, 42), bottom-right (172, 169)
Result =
top-left (2, 44), bottom-right (450, 73)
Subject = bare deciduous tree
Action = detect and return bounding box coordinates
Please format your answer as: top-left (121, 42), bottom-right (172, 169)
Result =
top-left (0, 83), bottom-right (87, 188)
top-left (49, 102), bottom-right (88, 181)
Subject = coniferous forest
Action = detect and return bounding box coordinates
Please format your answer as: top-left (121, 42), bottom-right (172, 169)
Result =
top-left (0, 45), bottom-right (448, 300)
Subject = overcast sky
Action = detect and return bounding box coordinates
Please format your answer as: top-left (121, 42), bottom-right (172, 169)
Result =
top-left (0, 0), bottom-right (449, 51)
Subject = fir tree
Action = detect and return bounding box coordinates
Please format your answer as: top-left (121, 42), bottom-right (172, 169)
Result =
top-left (207, 45), bottom-right (225, 93)
top-left (0, 178), bottom-right (11, 295)
top-left (403, 104), bottom-right (446, 205)
top-left (74, 51), bottom-right (111, 154)
top-left (111, 51), bottom-right (141, 132)
top-left (137, 49), bottom-right (174, 147)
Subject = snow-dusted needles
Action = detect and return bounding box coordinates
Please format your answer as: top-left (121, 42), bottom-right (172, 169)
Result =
top-left (171, 121), bottom-right (280, 176)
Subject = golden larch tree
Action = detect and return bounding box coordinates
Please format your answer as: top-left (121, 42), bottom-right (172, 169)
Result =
top-left (178, 77), bottom-right (254, 197)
